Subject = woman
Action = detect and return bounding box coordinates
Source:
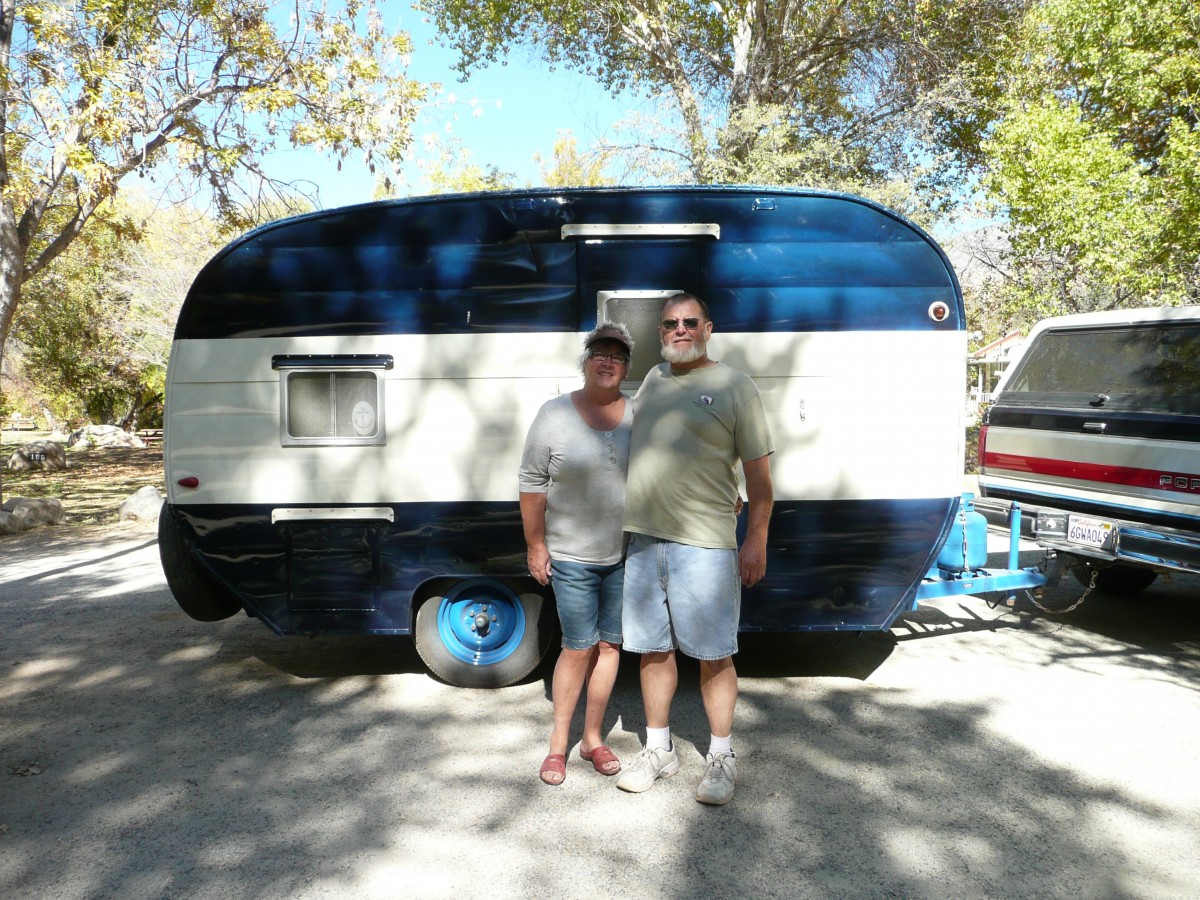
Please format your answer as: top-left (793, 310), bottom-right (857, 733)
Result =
top-left (518, 322), bottom-right (635, 785)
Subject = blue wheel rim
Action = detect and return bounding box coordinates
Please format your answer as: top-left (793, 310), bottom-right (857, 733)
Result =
top-left (434, 579), bottom-right (527, 666)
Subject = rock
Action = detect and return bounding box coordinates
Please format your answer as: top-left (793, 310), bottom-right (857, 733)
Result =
top-left (0, 497), bottom-right (65, 533)
top-left (66, 424), bottom-right (146, 450)
top-left (119, 485), bottom-right (163, 522)
top-left (6, 441), bottom-right (67, 471)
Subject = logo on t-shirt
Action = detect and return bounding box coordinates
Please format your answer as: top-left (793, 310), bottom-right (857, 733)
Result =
top-left (694, 394), bottom-right (714, 408)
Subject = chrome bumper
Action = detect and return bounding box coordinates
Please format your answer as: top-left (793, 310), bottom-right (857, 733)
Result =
top-left (973, 496), bottom-right (1200, 575)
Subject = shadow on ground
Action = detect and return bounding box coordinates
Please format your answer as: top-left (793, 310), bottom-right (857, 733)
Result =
top-left (2, 532), bottom-right (1197, 898)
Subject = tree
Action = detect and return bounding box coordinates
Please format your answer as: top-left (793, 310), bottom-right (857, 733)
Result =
top-left (982, 0), bottom-right (1200, 319)
top-left (14, 223), bottom-right (152, 429)
top-left (0, 0), bottom-right (425, 375)
top-left (0, 0), bottom-right (426, 499)
top-left (534, 131), bottom-right (615, 187)
top-left (408, 135), bottom-right (516, 195)
top-left (418, 0), bottom-right (1025, 211)
top-left (10, 192), bottom-right (219, 428)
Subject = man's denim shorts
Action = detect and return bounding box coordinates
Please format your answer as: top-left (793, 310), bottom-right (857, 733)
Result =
top-left (549, 559), bottom-right (624, 650)
top-left (621, 532), bottom-right (740, 660)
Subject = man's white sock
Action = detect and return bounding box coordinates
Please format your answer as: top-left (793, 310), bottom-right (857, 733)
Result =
top-left (646, 726), bottom-right (672, 752)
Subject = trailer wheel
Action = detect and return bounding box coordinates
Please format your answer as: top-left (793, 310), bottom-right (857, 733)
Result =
top-left (414, 578), bottom-right (555, 688)
top-left (1070, 561), bottom-right (1158, 596)
top-left (157, 502), bottom-right (243, 622)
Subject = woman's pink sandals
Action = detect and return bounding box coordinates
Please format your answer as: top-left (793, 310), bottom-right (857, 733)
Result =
top-left (580, 745), bottom-right (621, 776)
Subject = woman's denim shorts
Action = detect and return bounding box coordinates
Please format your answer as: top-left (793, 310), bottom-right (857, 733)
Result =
top-left (549, 558), bottom-right (624, 650)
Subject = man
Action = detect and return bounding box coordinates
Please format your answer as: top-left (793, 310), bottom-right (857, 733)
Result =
top-left (616, 292), bottom-right (774, 805)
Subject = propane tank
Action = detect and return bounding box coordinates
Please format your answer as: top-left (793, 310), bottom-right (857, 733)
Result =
top-left (936, 494), bottom-right (989, 572)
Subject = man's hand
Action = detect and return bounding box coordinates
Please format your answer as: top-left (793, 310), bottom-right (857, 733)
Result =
top-left (738, 454), bottom-right (773, 587)
top-left (527, 543), bottom-right (552, 586)
top-left (738, 537), bottom-right (767, 587)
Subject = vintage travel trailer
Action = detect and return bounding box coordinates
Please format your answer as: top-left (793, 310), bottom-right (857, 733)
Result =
top-left (159, 186), bottom-right (970, 687)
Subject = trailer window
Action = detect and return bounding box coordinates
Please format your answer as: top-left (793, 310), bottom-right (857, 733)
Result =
top-left (280, 370), bottom-right (385, 446)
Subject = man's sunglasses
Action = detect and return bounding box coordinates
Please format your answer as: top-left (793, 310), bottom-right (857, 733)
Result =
top-left (661, 317), bottom-right (704, 330)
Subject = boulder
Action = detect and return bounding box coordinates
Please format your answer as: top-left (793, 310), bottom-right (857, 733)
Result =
top-left (67, 424), bottom-right (146, 451)
top-left (0, 497), bottom-right (65, 533)
top-left (6, 441), bottom-right (67, 471)
top-left (119, 485), bottom-right (163, 522)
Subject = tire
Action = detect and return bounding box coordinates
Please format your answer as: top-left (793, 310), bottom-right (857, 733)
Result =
top-left (413, 578), bottom-right (556, 688)
top-left (1070, 560), bottom-right (1158, 596)
top-left (157, 502), bottom-right (244, 622)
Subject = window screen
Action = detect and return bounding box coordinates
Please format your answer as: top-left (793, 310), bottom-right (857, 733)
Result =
top-left (281, 370), bottom-right (384, 446)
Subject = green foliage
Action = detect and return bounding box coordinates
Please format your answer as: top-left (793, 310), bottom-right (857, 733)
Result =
top-left (981, 0), bottom-right (1200, 320)
top-left (11, 192), bottom-right (224, 428)
top-left (418, 0), bottom-right (1023, 203)
top-left (534, 132), bottom-right (616, 188)
top-left (0, 0), bottom-right (427, 361)
top-left (403, 136), bottom-right (517, 195)
top-left (14, 210), bottom-right (150, 425)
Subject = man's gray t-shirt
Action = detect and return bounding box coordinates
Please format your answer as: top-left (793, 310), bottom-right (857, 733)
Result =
top-left (518, 393), bottom-right (633, 565)
top-left (622, 362), bottom-right (774, 550)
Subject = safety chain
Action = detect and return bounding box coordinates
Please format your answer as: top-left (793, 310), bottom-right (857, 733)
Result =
top-left (1023, 565), bottom-right (1098, 616)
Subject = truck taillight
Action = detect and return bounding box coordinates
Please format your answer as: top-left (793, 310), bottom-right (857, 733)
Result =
top-left (977, 424), bottom-right (989, 473)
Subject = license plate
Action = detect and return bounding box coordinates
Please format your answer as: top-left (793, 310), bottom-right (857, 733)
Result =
top-left (1067, 514), bottom-right (1115, 549)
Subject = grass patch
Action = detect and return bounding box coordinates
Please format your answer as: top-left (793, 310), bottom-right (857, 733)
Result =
top-left (2, 430), bottom-right (164, 526)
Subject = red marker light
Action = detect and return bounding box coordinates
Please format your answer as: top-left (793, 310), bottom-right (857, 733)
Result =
top-left (177, 476), bottom-right (200, 488)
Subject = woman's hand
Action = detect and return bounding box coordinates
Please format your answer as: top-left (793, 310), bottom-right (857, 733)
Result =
top-left (527, 543), bottom-right (552, 586)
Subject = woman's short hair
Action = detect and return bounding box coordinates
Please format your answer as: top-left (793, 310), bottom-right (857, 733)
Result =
top-left (578, 321), bottom-right (635, 372)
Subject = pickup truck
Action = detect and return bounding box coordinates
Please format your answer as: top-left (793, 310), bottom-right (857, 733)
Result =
top-left (976, 305), bottom-right (1200, 594)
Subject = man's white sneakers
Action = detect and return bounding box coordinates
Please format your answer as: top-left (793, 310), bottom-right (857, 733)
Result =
top-left (695, 751), bottom-right (737, 805)
top-left (615, 745), bottom-right (680, 792)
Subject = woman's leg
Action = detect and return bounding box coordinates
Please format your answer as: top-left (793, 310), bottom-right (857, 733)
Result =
top-left (549, 645), bottom-right (596, 755)
top-left (580, 640), bottom-right (620, 752)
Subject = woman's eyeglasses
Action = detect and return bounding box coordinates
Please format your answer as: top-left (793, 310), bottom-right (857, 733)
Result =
top-left (588, 351), bottom-right (629, 365)
top-left (661, 317), bottom-right (703, 331)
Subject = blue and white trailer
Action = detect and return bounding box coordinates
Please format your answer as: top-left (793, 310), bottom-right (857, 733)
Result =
top-left (158, 185), bottom-right (1040, 687)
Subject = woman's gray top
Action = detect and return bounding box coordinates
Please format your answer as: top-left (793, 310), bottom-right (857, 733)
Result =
top-left (518, 393), bottom-right (633, 565)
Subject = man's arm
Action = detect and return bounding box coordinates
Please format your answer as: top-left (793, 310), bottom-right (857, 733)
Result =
top-left (519, 491), bottom-right (552, 586)
top-left (738, 454), bottom-right (774, 587)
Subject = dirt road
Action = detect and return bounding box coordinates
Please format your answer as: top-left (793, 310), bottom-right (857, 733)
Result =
top-left (2, 525), bottom-right (1198, 898)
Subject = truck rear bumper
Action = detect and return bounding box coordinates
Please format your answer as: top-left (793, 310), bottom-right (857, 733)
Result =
top-left (974, 495), bottom-right (1200, 575)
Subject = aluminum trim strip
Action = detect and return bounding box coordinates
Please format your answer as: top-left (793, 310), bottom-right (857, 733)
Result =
top-left (561, 223), bottom-right (720, 239)
top-left (271, 507), bottom-right (395, 523)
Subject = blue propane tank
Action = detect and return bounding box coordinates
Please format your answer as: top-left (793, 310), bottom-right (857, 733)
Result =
top-left (936, 494), bottom-right (989, 572)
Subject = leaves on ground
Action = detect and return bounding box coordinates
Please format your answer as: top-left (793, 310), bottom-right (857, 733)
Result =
top-left (2, 434), bottom-right (163, 526)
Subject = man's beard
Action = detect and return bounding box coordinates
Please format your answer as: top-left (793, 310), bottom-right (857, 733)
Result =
top-left (661, 337), bottom-right (707, 365)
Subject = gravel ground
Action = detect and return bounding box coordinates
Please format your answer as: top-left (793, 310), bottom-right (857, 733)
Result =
top-left (2, 524), bottom-right (1198, 899)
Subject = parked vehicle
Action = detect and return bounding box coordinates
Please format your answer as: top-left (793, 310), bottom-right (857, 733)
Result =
top-left (159, 185), bottom-right (971, 687)
top-left (977, 305), bottom-right (1200, 594)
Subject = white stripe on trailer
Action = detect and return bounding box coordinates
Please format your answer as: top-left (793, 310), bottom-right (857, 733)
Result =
top-left (165, 329), bottom-right (965, 506)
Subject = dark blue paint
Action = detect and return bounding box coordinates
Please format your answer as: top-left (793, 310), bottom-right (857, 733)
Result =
top-left (171, 497), bottom-right (954, 636)
top-left (176, 187), bottom-right (961, 340)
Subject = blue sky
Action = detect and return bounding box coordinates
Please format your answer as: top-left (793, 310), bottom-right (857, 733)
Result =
top-left (267, 2), bottom-right (648, 207)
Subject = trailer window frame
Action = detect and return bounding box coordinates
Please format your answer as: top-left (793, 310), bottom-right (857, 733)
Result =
top-left (274, 355), bottom-right (391, 447)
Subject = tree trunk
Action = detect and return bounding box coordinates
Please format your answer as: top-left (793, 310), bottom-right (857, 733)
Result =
top-left (0, 209), bottom-right (26, 506)
top-left (39, 402), bottom-right (62, 434)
